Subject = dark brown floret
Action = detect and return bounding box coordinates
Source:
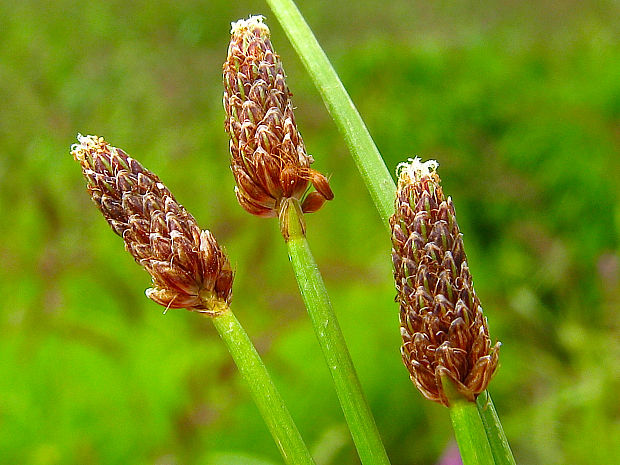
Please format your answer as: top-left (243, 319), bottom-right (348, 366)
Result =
top-left (390, 158), bottom-right (500, 406)
top-left (223, 16), bottom-right (333, 218)
top-left (72, 135), bottom-right (233, 315)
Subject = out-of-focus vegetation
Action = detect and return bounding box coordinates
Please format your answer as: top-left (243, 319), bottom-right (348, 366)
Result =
top-left (1, 1), bottom-right (618, 464)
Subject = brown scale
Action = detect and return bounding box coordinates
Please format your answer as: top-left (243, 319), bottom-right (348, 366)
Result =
top-left (390, 160), bottom-right (500, 406)
top-left (223, 16), bottom-right (333, 218)
top-left (72, 135), bottom-right (233, 315)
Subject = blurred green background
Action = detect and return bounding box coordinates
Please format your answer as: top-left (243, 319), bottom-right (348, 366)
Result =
top-left (1, 0), bottom-right (619, 464)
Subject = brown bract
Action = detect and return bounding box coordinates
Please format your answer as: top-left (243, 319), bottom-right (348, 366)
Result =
top-left (223, 16), bottom-right (333, 218)
top-left (71, 135), bottom-right (233, 315)
top-left (390, 158), bottom-right (500, 406)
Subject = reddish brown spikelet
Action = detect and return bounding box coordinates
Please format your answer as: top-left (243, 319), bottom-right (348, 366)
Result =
top-left (390, 158), bottom-right (500, 406)
top-left (71, 135), bottom-right (233, 315)
top-left (223, 15), bottom-right (333, 218)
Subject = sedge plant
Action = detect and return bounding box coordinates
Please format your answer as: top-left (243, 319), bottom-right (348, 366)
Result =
top-left (263, 1), bottom-right (517, 464)
top-left (71, 135), bottom-right (316, 465)
top-left (222, 16), bottom-right (391, 465)
top-left (391, 158), bottom-right (498, 465)
top-left (70, 8), bottom-right (515, 464)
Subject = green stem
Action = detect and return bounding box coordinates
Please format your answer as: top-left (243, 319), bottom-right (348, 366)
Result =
top-left (266, 4), bottom-right (517, 463)
top-left (211, 308), bottom-right (316, 465)
top-left (448, 400), bottom-right (495, 465)
top-left (265, 2), bottom-right (517, 463)
top-left (281, 199), bottom-right (391, 465)
top-left (265, 0), bottom-right (396, 226)
top-left (477, 391), bottom-right (517, 465)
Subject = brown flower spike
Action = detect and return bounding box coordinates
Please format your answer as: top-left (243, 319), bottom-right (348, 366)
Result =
top-left (390, 158), bottom-right (500, 406)
top-left (72, 135), bottom-right (233, 315)
top-left (223, 15), bottom-right (333, 218)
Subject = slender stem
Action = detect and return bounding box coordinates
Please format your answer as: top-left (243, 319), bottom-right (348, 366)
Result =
top-left (266, 4), bottom-right (517, 463)
top-left (477, 391), bottom-right (517, 465)
top-left (441, 376), bottom-right (494, 465)
top-left (281, 199), bottom-right (391, 465)
top-left (265, 0), bottom-right (396, 226)
top-left (210, 308), bottom-right (316, 465)
top-left (266, 2), bottom-right (516, 463)
top-left (448, 400), bottom-right (495, 465)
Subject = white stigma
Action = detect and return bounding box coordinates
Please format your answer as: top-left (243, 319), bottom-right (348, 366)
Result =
top-left (230, 15), bottom-right (268, 35)
top-left (397, 157), bottom-right (439, 183)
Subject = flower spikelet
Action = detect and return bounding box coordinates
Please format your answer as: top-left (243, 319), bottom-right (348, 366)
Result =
top-left (223, 15), bottom-right (334, 218)
top-left (71, 134), bottom-right (233, 315)
top-left (390, 158), bottom-right (500, 406)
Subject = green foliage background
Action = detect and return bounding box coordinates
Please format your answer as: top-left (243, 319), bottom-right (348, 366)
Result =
top-left (1, 1), bottom-right (618, 464)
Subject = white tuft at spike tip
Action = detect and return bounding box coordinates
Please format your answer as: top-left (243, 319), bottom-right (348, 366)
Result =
top-left (396, 157), bottom-right (439, 184)
top-left (230, 15), bottom-right (268, 35)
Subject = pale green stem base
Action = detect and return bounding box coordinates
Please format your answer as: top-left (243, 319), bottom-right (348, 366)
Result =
top-left (449, 400), bottom-right (495, 465)
top-left (282, 200), bottom-right (391, 465)
top-left (211, 309), bottom-right (316, 465)
top-left (477, 391), bottom-right (517, 465)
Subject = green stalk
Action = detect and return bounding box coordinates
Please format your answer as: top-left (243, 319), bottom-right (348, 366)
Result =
top-left (265, 0), bottom-right (396, 226)
top-left (449, 400), bottom-right (495, 465)
top-left (210, 308), bottom-right (316, 465)
top-left (477, 391), bottom-right (517, 465)
top-left (266, 2), bottom-right (517, 463)
top-left (440, 376), bottom-right (494, 465)
top-left (280, 199), bottom-right (391, 465)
